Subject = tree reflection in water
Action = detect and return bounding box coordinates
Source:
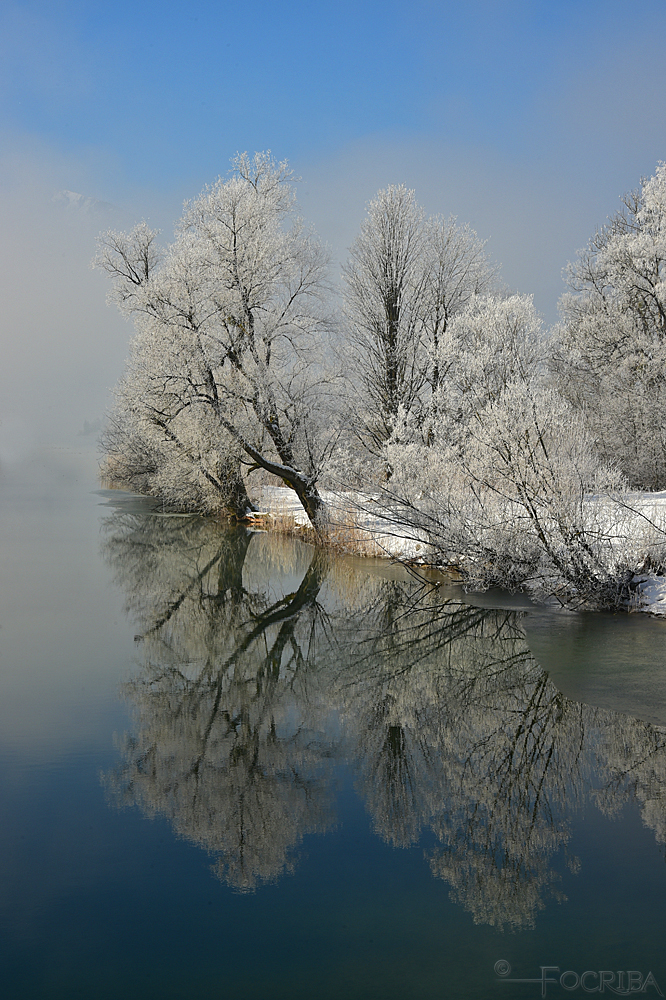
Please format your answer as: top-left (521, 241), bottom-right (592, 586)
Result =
top-left (102, 512), bottom-right (336, 891)
top-left (101, 509), bottom-right (666, 927)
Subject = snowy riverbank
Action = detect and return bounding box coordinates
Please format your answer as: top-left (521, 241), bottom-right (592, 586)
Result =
top-left (249, 486), bottom-right (666, 617)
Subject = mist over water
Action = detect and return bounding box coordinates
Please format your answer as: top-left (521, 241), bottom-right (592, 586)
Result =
top-left (0, 149), bottom-right (177, 462)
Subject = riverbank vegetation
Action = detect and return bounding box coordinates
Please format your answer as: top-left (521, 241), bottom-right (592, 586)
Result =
top-left (95, 154), bottom-right (666, 611)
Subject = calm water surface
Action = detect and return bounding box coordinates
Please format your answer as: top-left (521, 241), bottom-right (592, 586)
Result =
top-left (1, 447), bottom-right (665, 999)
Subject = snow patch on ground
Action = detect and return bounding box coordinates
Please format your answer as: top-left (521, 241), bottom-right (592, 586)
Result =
top-left (634, 574), bottom-right (666, 616)
top-left (250, 486), bottom-right (431, 561)
top-left (604, 491), bottom-right (666, 616)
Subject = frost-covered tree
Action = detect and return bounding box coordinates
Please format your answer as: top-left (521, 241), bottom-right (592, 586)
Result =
top-left (420, 216), bottom-right (500, 397)
top-left (553, 161), bottom-right (666, 490)
top-left (380, 294), bottom-right (642, 607)
top-left (342, 185), bottom-right (426, 450)
top-left (96, 152), bottom-right (334, 523)
top-left (342, 185), bottom-right (495, 453)
top-left (425, 292), bottom-right (545, 446)
top-left (383, 293), bottom-right (545, 462)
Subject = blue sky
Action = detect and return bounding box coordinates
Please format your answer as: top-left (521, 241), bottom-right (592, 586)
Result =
top-left (1, 0), bottom-right (663, 188)
top-left (1, 0), bottom-right (665, 445)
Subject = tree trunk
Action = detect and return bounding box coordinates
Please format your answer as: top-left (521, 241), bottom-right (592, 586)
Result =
top-left (222, 461), bottom-right (258, 519)
top-left (240, 442), bottom-right (327, 528)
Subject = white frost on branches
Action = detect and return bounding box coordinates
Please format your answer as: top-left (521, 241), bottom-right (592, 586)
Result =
top-left (95, 152), bottom-right (336, 524)
top-left (341, 184), bottom-right (497, 451)
top-left (554, 161), bottom-right (666, 490)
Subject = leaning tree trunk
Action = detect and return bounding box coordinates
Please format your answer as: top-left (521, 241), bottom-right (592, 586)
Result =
top-left (240, 441), bottom-right (327, 528)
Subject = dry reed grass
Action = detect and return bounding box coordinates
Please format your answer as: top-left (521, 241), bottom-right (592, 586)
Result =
top-left (246, 499), bottom-right (398, 560)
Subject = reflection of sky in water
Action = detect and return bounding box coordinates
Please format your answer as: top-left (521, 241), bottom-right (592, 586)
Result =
top-left (1, 449), bottom-right (666, 998)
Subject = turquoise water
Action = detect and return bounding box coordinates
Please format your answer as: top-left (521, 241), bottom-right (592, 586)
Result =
top-left (1, 449), bottom-right (665, 999)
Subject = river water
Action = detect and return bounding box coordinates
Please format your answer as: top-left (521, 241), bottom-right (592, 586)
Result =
top-left (1, 447), bottom-right (665, 999)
